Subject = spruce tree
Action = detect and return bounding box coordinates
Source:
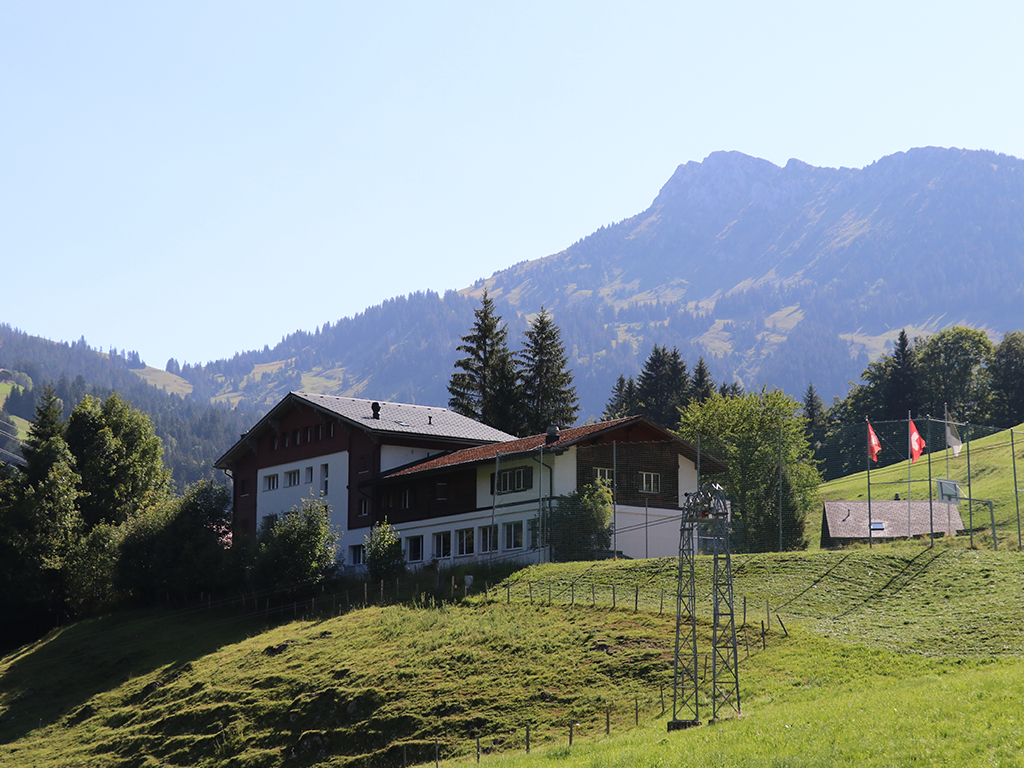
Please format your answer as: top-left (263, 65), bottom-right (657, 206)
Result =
top-left (691, 357), bottom-right (716, 403)
top-left (636, 345), bottom-right (690, 428)
top-left (802, 383), bottom-right (827, 454)
top-left (518, 307), bottom-right (579, 435)
top-left (21, 384), bottom-right (65, 487)
top-left (603, 374), bottom-right (639, 420)
top-left (883, 329), bottom-right (920, 419)
top-left (447, 291), bottom-right (520, 434)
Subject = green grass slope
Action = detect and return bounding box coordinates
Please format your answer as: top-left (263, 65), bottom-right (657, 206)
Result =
top-left (2, 548), bottom-right (1023, 766)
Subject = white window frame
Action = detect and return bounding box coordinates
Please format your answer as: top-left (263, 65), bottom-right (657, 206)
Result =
top-left (433, 531), bottom-right (452, 559)
top-left (456, 527), bottom-right (475, 557)
top-left (264, 474), bottom-right (279, 491)
top-left (494, 466), bottom-right (533, 495)
top-left (285, 470), bottom-right (300, 487)
top-left (640, 471), bottom-right (661, 493)
top-left (407, 535), bottom-right (424, 562)
top-left (480, 525), bottom-right (499, 553)
top-left (503, 520), bottom-right (523, 550)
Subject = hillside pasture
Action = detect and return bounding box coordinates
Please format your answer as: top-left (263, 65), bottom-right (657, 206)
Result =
top-left (3, 547), bottom-right (1023, 766)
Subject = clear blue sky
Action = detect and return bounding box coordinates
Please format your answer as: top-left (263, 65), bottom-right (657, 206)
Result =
top-left (4, 1), bottom-right (1022, 370)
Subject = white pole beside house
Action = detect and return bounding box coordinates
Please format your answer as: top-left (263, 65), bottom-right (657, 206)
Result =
top-left (927, 417), bottom-right (934, 547)
top-left (645, 498), bottom-right (649, 559)
top-left (613, 440), bottom-right (618, 557)
top-left (538, 443), bottom-right (545, 563)
top-left (966, 427), bottom-right (974, 548)
top-left (492, 451), bottom-right (500, 561)
top-left (778, 422), bottom-right (783, 552)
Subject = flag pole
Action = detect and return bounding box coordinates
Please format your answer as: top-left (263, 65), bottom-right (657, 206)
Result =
top-left (866, 418), bottom-right (873, 549)
top-left (908, 411), bottom-right (912, 540)
top-left (944, 404), bottom-right (952, 535)
top-left (927, 416), bottom-right (934, 547)
top-left (966, 424), bottom-right (973, 548)
top-left (1012, 428), bottom-right (1022, 550)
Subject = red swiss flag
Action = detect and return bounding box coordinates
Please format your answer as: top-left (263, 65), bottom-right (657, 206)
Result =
top-left (868, 422), bottom-right (881, 462)
top-left (909, 419), bottom-right (926, 463)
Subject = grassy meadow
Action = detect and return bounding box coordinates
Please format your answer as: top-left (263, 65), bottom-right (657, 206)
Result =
top-left (3, 543), bottom-right (1023, 766)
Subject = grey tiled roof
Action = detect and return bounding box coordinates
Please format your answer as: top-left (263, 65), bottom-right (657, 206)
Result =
top-left (292, 392), bottom-right (515, 443)
top-left (823, 500), bottom-right (966, 541)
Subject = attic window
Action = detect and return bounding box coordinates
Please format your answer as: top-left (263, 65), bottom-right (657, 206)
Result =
top-left (870, 521), bottom-right (885, 531)
top-left (395, 420), bottom-right (411, 427)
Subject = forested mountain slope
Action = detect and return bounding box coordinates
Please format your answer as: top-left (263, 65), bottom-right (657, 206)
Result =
top-left (6, 147), bottom-right (1022, 436)
top-left (176, 147), bottom-right (1024, 419)
top-left (0, 325), bottom-right (253, 488)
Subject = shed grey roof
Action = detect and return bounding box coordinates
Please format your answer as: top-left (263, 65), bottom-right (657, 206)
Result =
top-left (822, 500), bottom-right (966, 542)
top-left (215, 392), bottom-right (515, 468)
top-left (292, 392), bottom-right (515, 443)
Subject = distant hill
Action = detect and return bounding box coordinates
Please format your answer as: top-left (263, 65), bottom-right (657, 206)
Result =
top-left (173, 146), bottom-right (1024, 420)
top-left (0, 325), bottom-right (253, 488)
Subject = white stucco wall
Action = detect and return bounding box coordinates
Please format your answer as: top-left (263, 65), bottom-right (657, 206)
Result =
top-left (677, 454), bottom-right (699, 506)
top-left (611, 504), bottom-right (682, 559)
top-left (380, 444), bottom-right (441, 473)
top-left (256, 450), bottom-right (349, 533)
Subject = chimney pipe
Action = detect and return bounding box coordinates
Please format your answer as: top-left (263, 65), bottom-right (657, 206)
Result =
top-left (371, 402), bottom-right (381, 420)
top-left (546, 425), bottom-right (559, 444)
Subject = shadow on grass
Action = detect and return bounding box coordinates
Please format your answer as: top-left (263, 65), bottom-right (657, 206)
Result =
top-left (0, 604), bottom-right (268, 745)
top-left (832, 547), bottom-right (947, 619)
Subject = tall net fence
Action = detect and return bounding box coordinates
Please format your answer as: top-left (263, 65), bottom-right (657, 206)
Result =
top-left (810, 418), bottom-right (1024, 550)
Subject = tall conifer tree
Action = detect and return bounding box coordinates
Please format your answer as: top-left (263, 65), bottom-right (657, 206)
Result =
top-left (636, 345), bottom-right (691, 427)
top-left (691, 357), bottom-right (716, 403)
top-left (603, 375), bottom-right (639, 420)
top-left (447, 291), bottom-right (520, 434)
top-left (518, 307), bottom-right (579, 435)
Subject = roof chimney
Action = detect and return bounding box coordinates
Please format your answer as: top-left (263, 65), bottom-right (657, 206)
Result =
top-left (371, 402), bottom-right (381, 420)
top-left (546, 425), bottom-right (560, 444)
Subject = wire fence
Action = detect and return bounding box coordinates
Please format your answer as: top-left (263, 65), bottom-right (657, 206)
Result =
top-left (164, 567), bottom-right (787, 766)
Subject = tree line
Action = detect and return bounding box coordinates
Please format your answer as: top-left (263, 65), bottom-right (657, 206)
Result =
top-left (0, 324), bottom-right (255, 489)
top-left (0, 389), bottom-right (338, 651)
top-left (800, 326), bottom-right (1024, 480)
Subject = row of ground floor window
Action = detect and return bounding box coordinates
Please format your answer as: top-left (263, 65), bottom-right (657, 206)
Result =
top-left (348, 519), bottom-right (527, 567)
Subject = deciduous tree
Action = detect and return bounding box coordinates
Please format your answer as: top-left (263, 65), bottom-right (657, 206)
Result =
top-left (988, 330), bottom-right (1024, 426)
top-left (677, 389), bottom-right (817, 552)
top-left (546, 481), bottom-right (612, 561)
top-left (251, 493), bottom-right (339, 589)
top-left (364, 517), bottom-right (405, 581)
top-left (917, 327), bottom-right (992, 422)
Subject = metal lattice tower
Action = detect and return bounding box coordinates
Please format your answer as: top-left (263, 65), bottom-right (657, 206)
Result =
top-left (710, 508), bottom-right (740, 720)
top-left (669, 514), bottom-right (699, 728)
top-left (669, 483), bottom-right (739, 731)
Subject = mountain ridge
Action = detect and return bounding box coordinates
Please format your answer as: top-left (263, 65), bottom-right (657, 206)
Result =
top-left (6, 146), bottom-right (1023, 426)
